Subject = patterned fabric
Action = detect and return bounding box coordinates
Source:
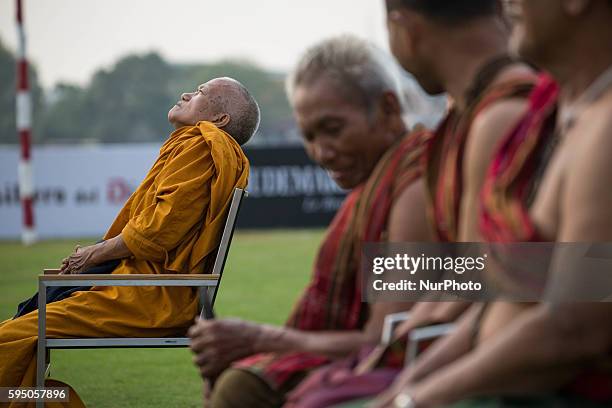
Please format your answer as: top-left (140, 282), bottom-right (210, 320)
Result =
top-left (479, 74), bottom-right (612, 402)
top-left (426, 77), bottom-right (537, 242)
top-left (235, 130), bottom-right (431, 390)
top-left (479, 74), bottom-right (559, 242)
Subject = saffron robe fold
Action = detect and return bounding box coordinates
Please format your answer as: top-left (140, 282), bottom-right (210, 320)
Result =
top-left (0, 121), bottom-right (249, 396)
top-left (426, 76), bottom-right (536, 242)
top-left (235, 131), bottom-right (431, 391)
top-left (480, 74), bottom-right (612, 402)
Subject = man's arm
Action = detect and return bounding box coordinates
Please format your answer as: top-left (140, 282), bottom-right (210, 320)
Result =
top-left (377, 115), bottom-right (612, 406)
top-left (372, 303), bottom-right (484, 407)
top-left (189, 179), bottom-right (433, 378)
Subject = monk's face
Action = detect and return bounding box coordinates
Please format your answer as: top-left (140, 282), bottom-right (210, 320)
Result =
top-left (505, 0), bottom-right (566, 66)
top-left (168, 80), bottom-right (220, 129)
top-left (292, 76), bottom-right (402, 190)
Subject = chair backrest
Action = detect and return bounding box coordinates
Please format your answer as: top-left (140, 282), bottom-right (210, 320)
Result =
top-left (200, 188), bottom-right (246, 318)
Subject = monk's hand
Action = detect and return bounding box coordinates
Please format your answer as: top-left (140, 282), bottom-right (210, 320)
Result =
top-left (60, 244), bottom-right (99, 274)
top-left (188, 318), bottom-right (265, 379)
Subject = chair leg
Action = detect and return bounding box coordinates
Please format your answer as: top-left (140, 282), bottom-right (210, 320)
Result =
top-left (200, 287), bottom-right (215, 320)
top-left (45, 349), bottom-right (51, 378)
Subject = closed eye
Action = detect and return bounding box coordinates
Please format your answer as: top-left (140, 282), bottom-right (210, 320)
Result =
top-left (319, 119), bottom-right (344, 137)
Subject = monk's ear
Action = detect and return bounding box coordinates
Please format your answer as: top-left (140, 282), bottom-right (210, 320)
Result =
top-left (211, 113), bottom-right (231, 129)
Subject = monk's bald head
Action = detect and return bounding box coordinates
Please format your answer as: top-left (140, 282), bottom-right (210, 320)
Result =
top-left (205, 77), bottom-right (261, 145)
top-left (168, 77), bottom-right (260, 145)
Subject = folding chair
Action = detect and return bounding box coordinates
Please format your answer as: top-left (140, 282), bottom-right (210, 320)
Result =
top-left (35, 187), bottom-right (247, 405)
top-left (381, 312), bottom-right (455, 364)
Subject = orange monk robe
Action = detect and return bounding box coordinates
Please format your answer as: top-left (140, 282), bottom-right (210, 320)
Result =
top-left (0, 121), bottom-right (249, 393)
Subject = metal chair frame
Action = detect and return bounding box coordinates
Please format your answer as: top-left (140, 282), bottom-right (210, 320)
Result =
top-left (381, 311), bottom-right (455, 364)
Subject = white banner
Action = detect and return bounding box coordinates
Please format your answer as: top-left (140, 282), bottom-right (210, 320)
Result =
top-left (0, 144), bottom-right (160, 239)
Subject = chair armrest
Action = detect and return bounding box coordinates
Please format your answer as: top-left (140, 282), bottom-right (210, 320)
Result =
top-left (409, 322), bottom-right (455, 342)
top-left (381, 311), bottom-right (411, 345)
top-left (38, 273), bottom-right (220, 287)
top-left (406, 323), bottom-right (455, 365)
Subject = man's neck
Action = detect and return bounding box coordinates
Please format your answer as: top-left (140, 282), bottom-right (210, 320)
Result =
top-left (542, 10), bottom-right (612, 106)
top-left (552, 50), bottom-right (612, 108)
top-left (436, 20), bottom-right (509, 111)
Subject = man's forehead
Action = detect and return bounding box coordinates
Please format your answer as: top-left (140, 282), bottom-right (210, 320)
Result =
top-left (386, 0), bottom-right (406, 12)
top-left (202, 77), bottom-right (238, 91)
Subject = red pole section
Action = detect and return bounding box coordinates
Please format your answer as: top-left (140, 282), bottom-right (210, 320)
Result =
top-left (16, 0), bottom-right (36, 245)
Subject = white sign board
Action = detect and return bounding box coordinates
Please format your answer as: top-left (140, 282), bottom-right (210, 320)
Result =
top-left (0, 144), bottom-right (160, 239)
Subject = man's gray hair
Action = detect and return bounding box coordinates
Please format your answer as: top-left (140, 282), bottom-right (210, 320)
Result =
top-left (216, 77), bottom-right (261, 146)
top-left (287, 34), bottom-right (407, 117)
top-left (287, 34), bottom-right (446, 129)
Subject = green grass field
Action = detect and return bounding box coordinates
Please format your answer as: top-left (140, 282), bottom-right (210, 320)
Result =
top-left (0, 229), bottom-right (324, 407)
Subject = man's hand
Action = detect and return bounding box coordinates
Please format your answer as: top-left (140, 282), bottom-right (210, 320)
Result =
top-left (188, 318), bottom-right (265, 379)
top-left (60, 244), bottom-right (100, 274)
top-left (369, 369), bottom-right (419, 408)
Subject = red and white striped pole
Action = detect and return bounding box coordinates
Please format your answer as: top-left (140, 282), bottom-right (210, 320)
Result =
top-left (16, 0), bottom-right (36, 245)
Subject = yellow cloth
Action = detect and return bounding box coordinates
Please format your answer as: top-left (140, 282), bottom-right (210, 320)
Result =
top-left (0, 121), bottom-right (249, 403)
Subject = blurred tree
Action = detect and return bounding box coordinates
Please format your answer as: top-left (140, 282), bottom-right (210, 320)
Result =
top-left (0, 37), bottom-right (44, 144)
top-left (41, 52), bottom-right (175, 143)
top-left (86, 53), bottom-right (175, 143)
top-left (2, 46), bottom-right (295, 145)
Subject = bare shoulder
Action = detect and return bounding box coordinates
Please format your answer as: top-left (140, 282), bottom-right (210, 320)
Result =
top-left (467, 64), bottom-right (536, 173)
top-left (388, 178), bottom-right (434, 242)
top-left (560, 91), bottom-right (612, 241)
top-left (469, 97), bottom-right (528, 161)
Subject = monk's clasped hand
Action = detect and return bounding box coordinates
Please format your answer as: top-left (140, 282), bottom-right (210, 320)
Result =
top-left (59, 244), bottom-right (99, 274)
top-left (188, 318), bottom-right (264, 379)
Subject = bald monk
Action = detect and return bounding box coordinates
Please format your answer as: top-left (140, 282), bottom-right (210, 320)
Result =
top-left (370, 0), bottom-right (612, 406)
top-left (0, 77), bottom-right (258, 395)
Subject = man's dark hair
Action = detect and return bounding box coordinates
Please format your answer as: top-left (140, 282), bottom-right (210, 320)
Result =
top-left (388, 0), bottom-right (499, 25)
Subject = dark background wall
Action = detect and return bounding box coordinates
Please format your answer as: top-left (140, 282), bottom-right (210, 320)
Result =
top-left (238, 146), bottom-right (347, 229)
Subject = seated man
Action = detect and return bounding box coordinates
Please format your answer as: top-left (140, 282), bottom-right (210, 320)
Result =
top-left (188, 35), bottom-right (438, 407)
top-left (0, 77), bottom-right (259, 390)
top-left (285, 0), bottom-right (538, 405)
top-left (372, 0), bottom-right (612, 406)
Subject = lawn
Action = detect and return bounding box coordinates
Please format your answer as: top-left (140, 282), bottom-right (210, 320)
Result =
top-left (0, 229), bottom-right (324, 407)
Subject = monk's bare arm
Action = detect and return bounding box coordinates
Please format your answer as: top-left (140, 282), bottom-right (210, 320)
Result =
top-left (87, 235), bottom-right (132, 263)
top-left (458, 98), bottom-right (528, 241)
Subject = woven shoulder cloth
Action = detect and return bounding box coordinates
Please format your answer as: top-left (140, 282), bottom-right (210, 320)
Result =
top-left (479, 74), bottom-right (559, 242)
top-left (426, 72), bottom-right (537, 242)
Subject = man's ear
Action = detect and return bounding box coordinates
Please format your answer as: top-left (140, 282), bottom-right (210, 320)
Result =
top-left (388, 8), bottom-right (422, 56)
top-left (562, 0), bottom-right (591, 15)
top-left (380, 91), bottom-right (402, 116)
top-left (211, 113), bottom-right (231, 129)
top-left (376, 91), bottom-right (406, 135)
